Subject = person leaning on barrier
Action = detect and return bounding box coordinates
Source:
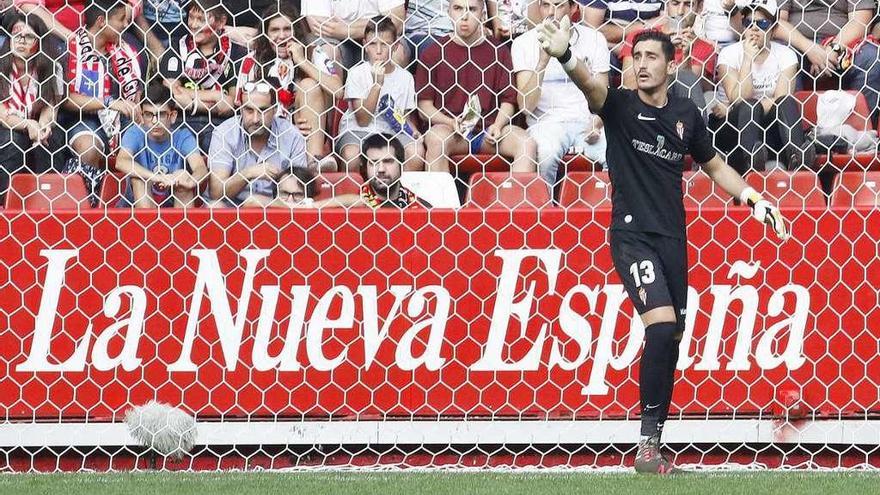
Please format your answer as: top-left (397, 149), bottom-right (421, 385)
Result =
top-left (207, 80), bottom-right (307, 207)
top-left (290, 133), bottom-right (431, 209)
top-left (0, 11), bottom-right (64, 204)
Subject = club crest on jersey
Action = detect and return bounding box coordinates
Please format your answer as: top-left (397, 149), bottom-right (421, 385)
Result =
top-left (676, 121), bottom-right (684, 140)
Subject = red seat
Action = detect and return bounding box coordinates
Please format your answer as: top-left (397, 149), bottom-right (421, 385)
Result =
top-left (5, 173), bottom-right (91, 209)
top-left (451, 154), bottom-right (510, 174)
top-left (830, 172), bottom-right (880, 208)
top-left (682, 171), bottom-right (732, 208)
top-left (795, 90), bottom-right (879, 170)
top-left (314, 172), bottom-right (363, 202)
top-left (745, 170), bottom-right (827, 208)
top-left (558, 171), bottom-right (612, 209)
top-left (467, 172), bottom-right (551, 208)
top-left (559, 155), bottom-right (597, 174)
top-left (99, 173), bottom-right (128, 207)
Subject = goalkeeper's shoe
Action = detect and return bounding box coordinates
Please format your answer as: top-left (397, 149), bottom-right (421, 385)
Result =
top-left (634, 435), bottom-right (681, 475)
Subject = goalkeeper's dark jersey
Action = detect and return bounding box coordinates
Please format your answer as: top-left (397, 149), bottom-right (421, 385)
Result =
top-left (597, 88), bottom-right (716, 240)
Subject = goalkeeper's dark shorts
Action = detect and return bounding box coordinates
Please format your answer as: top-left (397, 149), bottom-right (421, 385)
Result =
top-left (610, 229), bottom-right (688, 333)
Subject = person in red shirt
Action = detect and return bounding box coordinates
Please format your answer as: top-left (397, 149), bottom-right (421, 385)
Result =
top-left (416, 0), bottom-right (537, 173)
top-left (620, 0), bottom-right (715, 114)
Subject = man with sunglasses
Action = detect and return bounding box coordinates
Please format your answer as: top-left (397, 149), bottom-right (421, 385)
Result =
top-left (116, 82), bottom-right (208, 208)
top-left (711, 0), bottom-right (813, 173)
top-left (208, 80), bottom-right (307, 207)
top-left (537, 19), bottom-right (790, 474)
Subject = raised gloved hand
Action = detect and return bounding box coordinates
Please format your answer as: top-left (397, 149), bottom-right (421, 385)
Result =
top-left (536, 15), bottom-right (573, 59)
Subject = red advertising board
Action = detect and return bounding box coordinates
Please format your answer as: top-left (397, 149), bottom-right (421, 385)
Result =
top-left (1, 208), bottom-right (878, 421)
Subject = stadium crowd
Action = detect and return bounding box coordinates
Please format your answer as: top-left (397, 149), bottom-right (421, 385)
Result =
top-left (0, 0), bottom-right (878, 208)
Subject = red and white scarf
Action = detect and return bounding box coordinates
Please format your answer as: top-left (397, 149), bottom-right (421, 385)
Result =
top-left (67, 28), bottom-right (141, 102)
top-left (4, 64), bottom-right (39, 119)
top-left (178, 30), bottom-right (231, 90)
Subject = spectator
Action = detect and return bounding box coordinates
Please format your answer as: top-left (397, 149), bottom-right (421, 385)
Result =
top-left (61, 0), bottom-right (144, 200)
top-left (339, 16), bottom-right (423, 172)
top-left (488, 0), bottom-right (541, 40)
top-left (158, 0), bottom-right (247, 154)
top-left (579, 0), bottom-right (664, 52)
top-left (700, 0), bottom-right (740, 47)
top-left (116, 82), bottom-right (207, 208)
top-left (710, 0), bottom-right (813, 172)
top-left (0, 12), bottom-right (63, 202)
top-left (236, 2), bottom-right (341, 169)
top-left (405, 0), bottom-right (455, 57)
top-left (417, 0), bottom-right (537, 173)
top-left (775, 0), bottom-right (880, 125)
top-left (270, 166), bottom-right (320, 207)
top-left (620, 0), bottom-right (716, 113)
top-left (134, 0), bottom-right (187, 60)
top-left (513, 0), bottom-right (609, 186)
top-left (303, 0), bottom-right (406, 71)
top-left (358, 133), bottom-right (431, 207)
top-left (208, 80), bottom-right (307, 206)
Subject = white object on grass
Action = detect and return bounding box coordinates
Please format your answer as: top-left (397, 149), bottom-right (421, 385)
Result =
top-left (124, 400), bottom-right (197, 460)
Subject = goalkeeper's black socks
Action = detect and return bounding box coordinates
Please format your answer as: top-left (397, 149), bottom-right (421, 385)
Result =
top-left (639, 321), bottom-right (679, 438)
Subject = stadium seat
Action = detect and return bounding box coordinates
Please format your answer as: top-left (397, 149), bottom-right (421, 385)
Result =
top-left (557, 171), bottom-right (612, 209)
top-left (559, 155), bottom-right (597, 174)
top-left (4, 173), bottom-right (91, 210)
top-left (467, 172), bottom-right (551, 208)
top-left (795, 90), bottom-right (879, 170)
top-left (682, 171), bottom-right (732, 209)
top-left (315, 172), bottom-right (364, 202)
top-left (100, 173), bottom-right (128, 207)
top-left (830, 172), bottom-right (880, 208)
top-left (451, 154), bottom-right (510, 174)
top-left (745, 170), bottom-right (827, 208)
top-left (401, 171), bottom-right (461, 208)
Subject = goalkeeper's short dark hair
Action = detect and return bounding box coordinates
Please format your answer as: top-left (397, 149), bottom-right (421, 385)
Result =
top-left (632, 30), bottom-right (676, 63)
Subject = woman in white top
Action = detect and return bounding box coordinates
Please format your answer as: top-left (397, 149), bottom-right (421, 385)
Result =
top-left (709, 0), bottom-right (813, 173)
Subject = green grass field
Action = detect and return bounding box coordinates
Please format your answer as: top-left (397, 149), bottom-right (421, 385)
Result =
top-left (2, 472), bottom-right (879, 495)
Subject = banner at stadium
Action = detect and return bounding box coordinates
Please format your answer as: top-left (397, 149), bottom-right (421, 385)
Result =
top-left (2, 209), bottom-right (877, 421)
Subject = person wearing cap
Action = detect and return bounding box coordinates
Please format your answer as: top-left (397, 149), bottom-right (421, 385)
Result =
top-left (710, 0), bottom-right (814, 173)
top-left (773, 0), bottom-right (879, 126)
top-left (619, 0), bottom-right (716, 115)
top-left (159, 0), bottom-right (247, 154)
top-left (207, 80), bottom-right (307, 207)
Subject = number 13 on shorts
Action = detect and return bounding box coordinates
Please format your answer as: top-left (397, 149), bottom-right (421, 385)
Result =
top-left (629, 260), bottom-right (656, 287)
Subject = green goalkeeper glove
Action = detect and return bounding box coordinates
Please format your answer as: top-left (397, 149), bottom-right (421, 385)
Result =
top-left (740, 187), bottom-right (790, 242)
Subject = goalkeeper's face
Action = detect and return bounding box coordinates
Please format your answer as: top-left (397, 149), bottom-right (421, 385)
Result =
top-left (632, 40), bottom-right (676, 92)
top-left (364, 146), bottom-right (402, 196)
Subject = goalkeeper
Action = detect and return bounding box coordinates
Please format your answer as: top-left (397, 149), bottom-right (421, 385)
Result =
top-left (537, 19), bottom-right (789, 474)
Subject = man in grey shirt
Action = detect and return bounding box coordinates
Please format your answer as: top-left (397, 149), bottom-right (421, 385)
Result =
top-left (208, 81), bottom-right (308, 206)
top-left (775, 0), bottom-right (880, 125)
